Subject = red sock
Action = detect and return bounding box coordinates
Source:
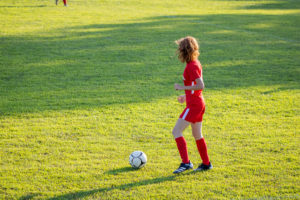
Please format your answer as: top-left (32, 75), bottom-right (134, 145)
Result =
top-left (175, 136), bottom-right (189, 164)
top-left (196, 138), bottom-right (210, 165)
top-left (63, 0), bottom-right (67, 5)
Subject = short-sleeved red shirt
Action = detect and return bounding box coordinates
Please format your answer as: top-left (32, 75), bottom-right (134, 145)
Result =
top-left (183, 60), bottom-right (204, 108)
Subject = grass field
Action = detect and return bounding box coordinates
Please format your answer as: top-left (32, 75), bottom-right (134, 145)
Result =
top-left (0, 0), bottom-right (300, 199)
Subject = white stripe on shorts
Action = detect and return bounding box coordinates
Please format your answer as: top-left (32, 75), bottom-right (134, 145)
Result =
top-left (182, 108), bottom-right (190, 120)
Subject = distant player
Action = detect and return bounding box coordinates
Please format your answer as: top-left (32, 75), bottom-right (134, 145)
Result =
top-left (172, 36), bottom-right (212, 174)
top-left (56, 0), bottom-right (67, 6)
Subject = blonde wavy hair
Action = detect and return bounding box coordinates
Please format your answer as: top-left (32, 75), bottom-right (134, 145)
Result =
top-left (175, 36), bottom-right (200, 63)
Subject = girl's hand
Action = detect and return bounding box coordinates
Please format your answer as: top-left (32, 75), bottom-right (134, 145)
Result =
top-left (174, 83), bottom-right (184, 90)
top-left (177, 95), bottom-right (186, 103)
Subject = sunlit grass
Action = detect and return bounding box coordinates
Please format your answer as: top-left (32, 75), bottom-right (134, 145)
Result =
top-left (0, 0), bottom-right (299, 199)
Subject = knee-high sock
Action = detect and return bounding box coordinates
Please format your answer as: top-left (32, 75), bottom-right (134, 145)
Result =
top-left (175, 136), bottom-right (189, 164)
top-left (63, 0), bottom-right (67, 5)
top-left (196, 138), bottom-right (210, 165)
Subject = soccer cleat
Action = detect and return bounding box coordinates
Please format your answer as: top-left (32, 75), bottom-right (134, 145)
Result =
top-left (173, 161), bottom-right (193, 174)
top-left (194, 162), bottom-right (213, 171)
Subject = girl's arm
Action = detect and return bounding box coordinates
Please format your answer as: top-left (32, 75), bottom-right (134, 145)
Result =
top-left (174, 78), bottom-right (204, 91)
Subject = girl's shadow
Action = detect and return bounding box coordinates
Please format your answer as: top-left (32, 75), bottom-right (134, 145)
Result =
top-left (23, 167), bottom-right (202, 199)
top-left (45, 173), bottom-right (176, 200)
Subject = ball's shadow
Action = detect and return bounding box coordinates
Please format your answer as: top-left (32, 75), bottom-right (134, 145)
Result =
top-left (105, 166), bottom-right (138, 175)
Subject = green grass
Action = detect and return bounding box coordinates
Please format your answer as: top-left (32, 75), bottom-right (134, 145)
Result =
top-left (0, 0), bottom-right (299, 199)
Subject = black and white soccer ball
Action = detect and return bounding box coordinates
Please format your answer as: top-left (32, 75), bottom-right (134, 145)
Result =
top-left (129, 151), bottom-right (147, 169)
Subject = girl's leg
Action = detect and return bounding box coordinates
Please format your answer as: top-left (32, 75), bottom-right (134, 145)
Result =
top-left (191, 122), bottom-right (210, 165)
top-left (191, 121), bottom-right (203, 140)
top-left (63, 0), bottom-right (67, 6)
top-left (172, 118), bottom-right (190, 164)
top-left (172, 118), bottom-right (190, 139)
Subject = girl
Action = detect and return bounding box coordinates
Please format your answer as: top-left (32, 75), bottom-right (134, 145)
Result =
top-left (172, 36), bottom-right (212, 174)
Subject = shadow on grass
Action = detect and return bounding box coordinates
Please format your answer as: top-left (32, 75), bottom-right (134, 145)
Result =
top-left (17, 169), bottom-right (208, 200)
top-left (261, 85), bottom-right (300, 94)
top-left (34, 169), bottom-right (205, 199)
top-left (45, 175), bottom-right (176, 200)
top-left (241, 0), bottom-right (300, 10)
top-left (1, 8), bottom-right (299, 115)
top-left (105, 166), bottom-right (137, 175)
top-left (19, 193), bottom-right (41, 200)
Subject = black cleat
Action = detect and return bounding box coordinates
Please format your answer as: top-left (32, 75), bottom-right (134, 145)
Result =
top-left (173, 161), bottom-right (193, 174)
top-left (194, 162), bottom-right (213, 171)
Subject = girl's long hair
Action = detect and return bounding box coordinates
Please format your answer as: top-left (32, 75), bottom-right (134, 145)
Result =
top-left (175, 36), bottom-right (200, 63)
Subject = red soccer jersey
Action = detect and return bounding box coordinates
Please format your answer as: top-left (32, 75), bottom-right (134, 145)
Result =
top-left (183, 60), bottom-right (204, 108)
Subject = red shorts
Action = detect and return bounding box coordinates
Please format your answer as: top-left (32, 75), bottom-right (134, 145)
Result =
top-left (179, 106), bottom-right (205, 123)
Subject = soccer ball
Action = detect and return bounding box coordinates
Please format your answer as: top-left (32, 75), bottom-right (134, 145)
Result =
top-left (129, 151), bottom-right (147, 169)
